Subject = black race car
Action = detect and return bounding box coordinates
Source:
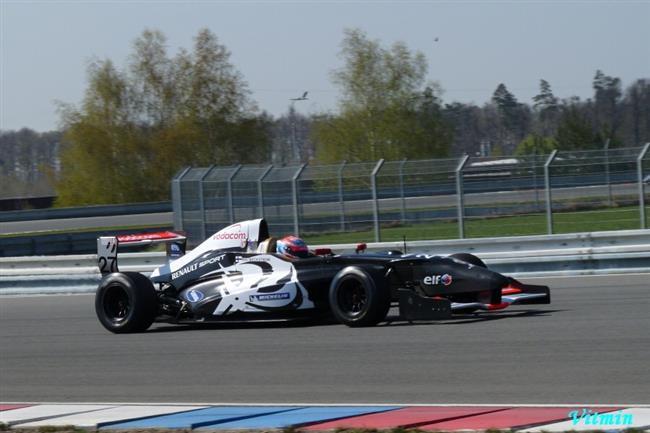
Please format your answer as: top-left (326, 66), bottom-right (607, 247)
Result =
top-left (95, 219), bottom-right (550, 333)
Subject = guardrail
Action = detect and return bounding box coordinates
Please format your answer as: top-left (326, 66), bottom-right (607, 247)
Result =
top-left (0, 201), bottom-right (172, 223)
top-left (1, 229), bottom-right (649, 295)
top-left (0, 227), bottom-right (172, 257)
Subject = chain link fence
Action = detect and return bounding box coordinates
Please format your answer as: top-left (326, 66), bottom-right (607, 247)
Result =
top-left (172, 144), bottom-right (650, 246)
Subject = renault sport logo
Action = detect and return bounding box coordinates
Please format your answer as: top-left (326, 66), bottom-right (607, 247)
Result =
top-left (186, 289), bottom-right (204, 303)
top-left (423, 274), bottom-right (453, 286)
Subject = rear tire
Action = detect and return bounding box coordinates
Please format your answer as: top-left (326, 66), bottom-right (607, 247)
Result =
top-left (329, 266), bottom-right (390, 327)
top-left (95, 272), bottom-right (158, 333)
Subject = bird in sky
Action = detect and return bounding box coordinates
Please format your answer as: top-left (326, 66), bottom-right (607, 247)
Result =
top-left (290, 91), bottom-right (309, 101)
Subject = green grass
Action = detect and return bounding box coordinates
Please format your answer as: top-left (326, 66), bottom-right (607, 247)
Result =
top-left (36, 427), bottom-right (88, 433)
top-left (303, 205), bottom-right (650, 244)
top-left (4, 204), bottom-right (646, 247)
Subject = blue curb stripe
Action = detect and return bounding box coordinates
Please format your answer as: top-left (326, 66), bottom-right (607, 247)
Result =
top-left (97, 407), bottom-right (209, 428)
top-left (196, 406), bottom-right (402, 429)
top-left (102, 406), bottom-right (302, 429)
top-left (191, 408), bottom-right (304, 429)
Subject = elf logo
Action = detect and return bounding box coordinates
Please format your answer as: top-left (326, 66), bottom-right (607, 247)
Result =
top-left (423, 274), bottom-right (453, 286)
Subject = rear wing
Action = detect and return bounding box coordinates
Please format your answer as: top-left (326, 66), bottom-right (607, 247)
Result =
top-left (97, 231), bottom-right (187, 275)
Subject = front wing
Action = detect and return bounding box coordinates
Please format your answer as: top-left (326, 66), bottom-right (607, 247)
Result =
top-left (398, 278), bottom-right (550, 321)
top-left (451, 279), bottom-right (551, 312)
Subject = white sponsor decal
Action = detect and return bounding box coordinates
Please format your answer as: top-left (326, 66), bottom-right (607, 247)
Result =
top-left (423, 274), bottom-right (453, 286)
top-left (212, 231), bottom-right (247, 240)
top-left (249, 293), bottom-right (291, 302)
top-left (171, 254), bottom-right (227, 280)
top-left (212, 224), bottom-right (246, 241)
top-left (172, 263), bottom-right (198, 280)
top-left (213, 254), bottom-right (314, 314)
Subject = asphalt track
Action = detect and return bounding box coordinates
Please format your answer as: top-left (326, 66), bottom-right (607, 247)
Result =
top-left (1, 274), bottom-right (648, 404)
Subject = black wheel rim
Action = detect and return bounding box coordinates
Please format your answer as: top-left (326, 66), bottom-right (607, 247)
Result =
top-left (103, 285), bottom-right (130, 323)
top-left (337, 279), bottom-right (368, 317)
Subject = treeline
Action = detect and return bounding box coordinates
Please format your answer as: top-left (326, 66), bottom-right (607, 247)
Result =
top-left (266, 30), bottom-right (650, 163)
top-left (0, 129), bottom-right (61, 198)
top-left (1, 28), bottom-right (648, 205)
top-left (444, 72), bottom-right (650, 157)
top-left (55, 29), bottom-right (273, 205)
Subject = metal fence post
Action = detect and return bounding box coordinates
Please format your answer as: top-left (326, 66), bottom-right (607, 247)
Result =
top-left (399, 158), bottom-right (407, 224)
top-left (544, 150), bottom-right (558, 235)
top-left (371, 159), bottom-right (385, 242)
top-left (198, 165), bottom-right (215, 240)
top-left (257, 165), bottom-right (273, 219)
top-left (637, 143), bottom-right (650, 229)
top-left (292, 164), bottom-right (307, 236)
top-left (455, 155), bottom-right (470, 239)
top-left (226, 165), bottom-right (242, 225)
top-left (532, 150), bottom-right (540, 210)
top-left (604, 138), bottom-right (612, 207)
top-left (171, 166), bottom-right (191, 231)
top-left (338, 160), bottom-right (347, 231)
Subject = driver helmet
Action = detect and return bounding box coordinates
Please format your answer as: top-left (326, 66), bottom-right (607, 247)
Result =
top-left (276, 235), bottom-right (309, 259)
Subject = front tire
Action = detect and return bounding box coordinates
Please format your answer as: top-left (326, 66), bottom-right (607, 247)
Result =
top-left (329, 266), bottom-right (390, 327)
top-left (95, 272), bottom-right (158, 333)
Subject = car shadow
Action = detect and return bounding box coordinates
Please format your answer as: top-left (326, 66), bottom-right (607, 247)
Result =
top-left (381, 308), bottom-right (564, 326)
top-left (146, 308), bottom-right (562, 332)
top-left (147, 316), bottom-right (334, 333)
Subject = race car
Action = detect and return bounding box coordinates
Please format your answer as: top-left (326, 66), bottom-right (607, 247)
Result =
top-left (95, 219), bottom-right (550, 333)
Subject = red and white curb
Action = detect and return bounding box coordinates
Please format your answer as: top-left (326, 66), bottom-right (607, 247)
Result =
top-left (1, 403), bottom-right (649, 431)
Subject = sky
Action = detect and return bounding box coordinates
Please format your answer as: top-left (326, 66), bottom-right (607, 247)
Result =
top-left (1, 0), bottom-right (649, 132)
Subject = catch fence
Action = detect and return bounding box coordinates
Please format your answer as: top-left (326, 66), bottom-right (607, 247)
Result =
top-left (172, 144), bottom-right (650, 245)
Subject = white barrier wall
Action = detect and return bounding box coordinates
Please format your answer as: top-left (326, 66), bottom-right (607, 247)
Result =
top-left (1, 229), bottom-right (649, 294)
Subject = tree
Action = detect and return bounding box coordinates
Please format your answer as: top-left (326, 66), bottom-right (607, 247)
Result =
top-left (592, 70), bottom-right (623, 142)
top-left (621, 79), bottom-right (650, 145)
top-left (555, 98), bottom-right (599, 150)
top-left (272, 106), bottom-right (315, 164)
top-left (0, 128), bottom-right (60, 198)
top-left (533, 79), bottom-right (558, 111)
top-left (515, 134), bottom-right (557, 156)
top-left (412, 86), bottom-right (453, 157)
top-left (442, 102), bottom-right (483, 155)
top-left (56, 28), bottom-right (271, 206)
top-left (490, 83), bottom-right (530, 153)
top-left (532, 79), bottom-right (559, 136)
top-left (312, 28), bottom-right (451, 163)
top-left (492, 83), bottom-right (518, 117)
top-left (57, 60), bottom-right (143, 204)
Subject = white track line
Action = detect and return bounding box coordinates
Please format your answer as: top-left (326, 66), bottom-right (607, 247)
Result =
top-left (2, 402), bottom-right (650, 407)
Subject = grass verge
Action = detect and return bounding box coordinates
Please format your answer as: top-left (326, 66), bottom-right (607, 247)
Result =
top-left (303, 205), bottom-right (649, 244)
